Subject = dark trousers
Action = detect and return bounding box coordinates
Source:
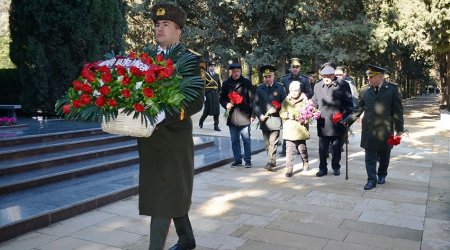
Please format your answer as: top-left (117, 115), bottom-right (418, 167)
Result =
top-left (199, 114), bottom-right (219, 127)
top-left (149, 214), bottom-right (195, 250)
top-left (364, 149), bottom-right (391, 182)
top-left (318, 136), bottom-right (343, 172)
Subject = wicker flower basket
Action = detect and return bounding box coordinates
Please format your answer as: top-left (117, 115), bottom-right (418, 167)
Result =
top-left (101, 110), bottom-right (156, 138)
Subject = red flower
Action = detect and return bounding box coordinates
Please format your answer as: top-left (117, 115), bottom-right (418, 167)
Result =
top-left (80, 94), bottom-right (92, 104)
top-left (156, 53), bottom-right (164, 62)
top-left (271, 100), bottom-right (281, 110)
top-left (143, 87), bottom-right (155, 98)
top-left (161, 67), bottom-right (174, 78)
top-left (81, 83), bottom-right (93, 94)
top-left (144, 72), bottom-right (156, 84)
top-left (387, 134), bottom-right (402, 146)
top-left (99, 85), bottom-right (111, 96)
top-left (72, 80), bottom-right (83, 91)
top-left (121, 89), bottom-right (131, 98)
top-left (108, 99), bottom-right (117, 107)
top-left (95, 96), bottom-right (106, 107)
top-left (101, 72), bottom-right (113, 83)
top-left (140, 53), bottom-right (153, 65)
top-left (121, 75), bottom-right (130, 85)
top-left (129, 52), bottom-right (137, 59)
top-left (63, 104), bottom-right (71, 114)
top-left (166, 58), bottom-right (173, 67)
top-left (98, 66), bottom-right (110, 74)
top-left (73, 99), bottom-right (84, 108)
top-left (134, 103), bottom-right (145, 112)
top-left (116, 65), bottom-right (127, 76)
top-left (81, 68), bottom-right (96, 82)
top-left (130, 66), bottom-right (141, 76)
top-left (332, 112), bottom-right (343, 124)
top-left (228, 91), bottom-right (243, 105)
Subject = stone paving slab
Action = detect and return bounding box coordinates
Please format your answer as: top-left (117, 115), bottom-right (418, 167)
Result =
top-left (0, 96), bottom-right (449, 250)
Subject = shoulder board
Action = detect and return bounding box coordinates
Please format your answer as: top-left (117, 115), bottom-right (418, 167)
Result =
top-left (387, 81), bottom-right (398, 86)
top-left (188, 49), bottom-right (202, 56)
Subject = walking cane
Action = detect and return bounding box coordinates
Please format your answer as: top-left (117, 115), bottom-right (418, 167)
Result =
top-left (345, 127), bottom-right (349, 180)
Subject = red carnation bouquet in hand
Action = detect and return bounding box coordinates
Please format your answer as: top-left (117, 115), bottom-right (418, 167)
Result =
top-left (55, 44), bottom-right (203, 137)
top-left (387, 134), bottom-right (402, 146)
top-left (265, 100), bottom-right (281, 116)
top-left (332, 112), bottom-right (343, 124)
top-left (224, 91), bottom-right (244, 118)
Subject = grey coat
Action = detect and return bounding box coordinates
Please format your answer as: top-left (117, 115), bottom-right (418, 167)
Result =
top-left (311, 78), bottom-right (353, 137)
top-left (344, 81), bottom-right (404, 150)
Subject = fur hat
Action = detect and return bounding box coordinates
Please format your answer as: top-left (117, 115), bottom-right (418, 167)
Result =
top-left (150, 3), bottom-right (187, 28)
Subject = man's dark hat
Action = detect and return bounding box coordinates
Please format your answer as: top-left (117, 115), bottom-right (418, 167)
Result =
top-left (229, 63), bottom-right (242, 70)
top-left (260, 65), bottom-right (276, 76)
top-left (367, 64), bottom-right (387, 76)
top-left (208, 61), bottom-right (216, 66)
top-left (150, 3), bottom-right (187, 28)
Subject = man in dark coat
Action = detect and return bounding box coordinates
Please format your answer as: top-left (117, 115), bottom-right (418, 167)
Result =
top-left (199, 61), bottom-right (221, 131)
top-left (137, 3), bottom-right (204, 250)
top-left (311, 63), bottom-right (353, 177)
top-left (254, 65), bottom-right (287, 171)
top-left (344, 65), bottom-right (404, 190)
top-left (219, 63), bottom-right (254, 167)
top-left (279, 58), bottom-right (312, 156)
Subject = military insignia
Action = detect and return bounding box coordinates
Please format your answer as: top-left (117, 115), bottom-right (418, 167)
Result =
top-left (274, 92), bottom-right (278, 96)
top-left (156, 8), bottom-right (166, 16)
top-left (264, 69), bottom-right (270, 74)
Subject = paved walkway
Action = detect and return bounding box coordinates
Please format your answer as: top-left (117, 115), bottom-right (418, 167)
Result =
top-left (0, 95), bottom-right (449, 250)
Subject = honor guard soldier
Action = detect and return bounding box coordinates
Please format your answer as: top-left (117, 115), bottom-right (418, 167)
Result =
top-left (254, 65), bottom-right (287, 171)
top-left (199, 61), bottom-right (221, 131)
top-left (344, 64), bottom-right (404, 190)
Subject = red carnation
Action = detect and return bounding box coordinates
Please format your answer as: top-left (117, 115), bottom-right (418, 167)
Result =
top-left (140, 53), bottom-right (153, 65)
top-left (116, 65), bottom-right (127, 76)
top-left (166, 58), bottom-right (173, 67)
top-left (122, 89), bottom-right (131, 98)
top-left (156, 53), bottom-right (164, 62)
top-left (161, 67), bottom-right (174, 78)
top-left (271, 100), bottom-right (281, 110)
top-left (101, 72), bottom-right (112, 83)
top-left (387, 134), bottom-right (402, 146)
top-left (73, 99), bottom-right (84, 108)
top-left (228, 91), bottom-right (243, 105)
top-left (134, 103), bottom-right (145, 112)
top-left (72, 80), bottom-right (83, 91)
top-left (108, 99), bottom-right (117, 107)
top-left (81, 83), bottom-right (93, 94)
top-left (129, 52), bottom-right (137, 59)
top-left (81, 68), bottom-right (96, 82)
top-left (332, 112), bottom-right (343, 124)
top-left (144, 72), bottom-right (156, 84)
top-left (99, 85), bottom-right (111, 96)
top-left (95, 96), bottom-right (106, 107)
top-left (143, 87), bottom-right (155, 98)
top-left (63, 104), bottom-right (71, 114)
top-left (98, 65), bottom-right (110, 74)
top-left (121, 75), bottom-right (130, 85)
top-left (130, 66), bottom-right (141, 76)
top-left (80, 94), bottom-right (92, 104)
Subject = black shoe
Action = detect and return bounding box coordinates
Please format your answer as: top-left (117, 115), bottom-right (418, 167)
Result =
top-left (265, 163), bottom-right (275, 171)
top-left (231, 161), bottom-right (242, 168)
top-left (285, 172), bottom-right (293, 177)
top-left (333, 169), bottom-right (341, 176)
top-left (377, 176), bottom-right (386, 184)
top-left (364, 181), bottom-right (377, 190)
top-left (168, 243), bottom-right (195, 250)
top-left (279, 151), bottom-right (286, 156)
top-left (214, 126), bottom-right (221, 131)
top-left (199, 120), bottom-right (203, 129)
top-left (245, 162), bottom-right (252, 168)
top-left (316, 171), bottom-right (327, 177)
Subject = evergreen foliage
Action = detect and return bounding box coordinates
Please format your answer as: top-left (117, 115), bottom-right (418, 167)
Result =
top-left (9, 0), bottom-right (127, 115)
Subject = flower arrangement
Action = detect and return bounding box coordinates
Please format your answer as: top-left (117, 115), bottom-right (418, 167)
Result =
top-left (387, 134), bottom-right (402, 146)
top-left (224, 91), bottom-right (243, 118)
top-left (296, 100), bottom-right (321, 124)
top-left (55, 45), bottom-right (203, 132)
top-left (0, 117), bottom-right (16, 126)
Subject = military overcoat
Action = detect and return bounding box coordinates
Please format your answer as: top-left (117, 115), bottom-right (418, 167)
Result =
top-left (345, 81), bottom-right (404, 150)
top-left (137, 45), bottom-right (204, 218)
top-left (253, 82), bottom-right (287, 131)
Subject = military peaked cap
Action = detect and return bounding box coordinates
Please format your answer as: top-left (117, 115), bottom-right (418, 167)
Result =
top-left (150, 3), bottom-right (187, 28)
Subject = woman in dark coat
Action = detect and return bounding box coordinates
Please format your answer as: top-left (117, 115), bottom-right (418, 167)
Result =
top-left (137, 3), bottom-right (204, 250)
